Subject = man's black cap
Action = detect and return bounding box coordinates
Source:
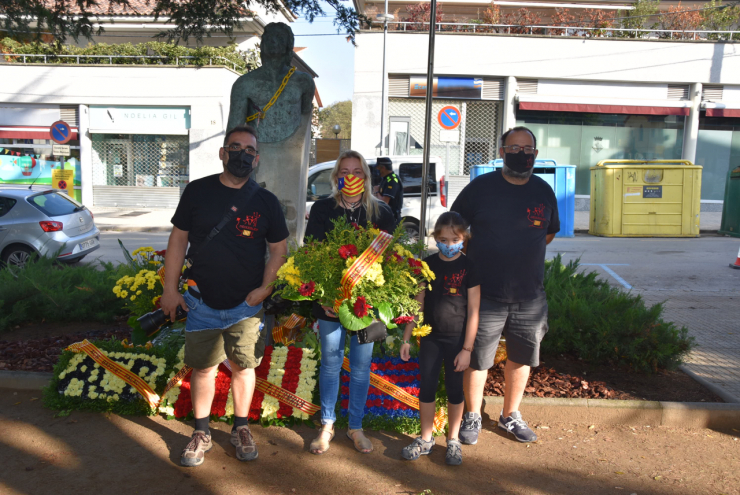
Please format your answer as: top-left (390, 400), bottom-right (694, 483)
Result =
top-left (376, 157), bottom-right (392, 169)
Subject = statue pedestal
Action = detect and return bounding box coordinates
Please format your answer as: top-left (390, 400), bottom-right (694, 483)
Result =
top-left (254, 113), bottom-right (311, 242)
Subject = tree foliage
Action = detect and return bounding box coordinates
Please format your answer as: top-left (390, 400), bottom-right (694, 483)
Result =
top-left (0, 0), bottom-right (370, 45)
top-left (317, 100), bottom-right (352, 139)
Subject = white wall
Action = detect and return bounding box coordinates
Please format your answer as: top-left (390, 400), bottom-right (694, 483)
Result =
top-left (0, 64), bottom-right (240, 203)
top-left (352, 31), bottom-right (740, 157)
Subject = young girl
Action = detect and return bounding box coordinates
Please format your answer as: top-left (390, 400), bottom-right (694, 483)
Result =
top-left (400, 211), bottom-right (481, 466)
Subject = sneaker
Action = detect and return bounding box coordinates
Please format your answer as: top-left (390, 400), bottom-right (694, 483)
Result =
top-left (445, 439), bottom-right (463, 466)
top-left (231, 425), bottom-right (259, 461)
top-left (498, 411), bottom-right (538, 443)
top-left (459, 412), bottom-right (482, 445)
top-left (401, 437), bottom-right (434, 460)
top-left (180, 430), bottom-right (213, 467)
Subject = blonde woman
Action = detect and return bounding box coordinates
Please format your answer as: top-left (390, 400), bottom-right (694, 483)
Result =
top-left (304, 150), bottom-right (395, 455)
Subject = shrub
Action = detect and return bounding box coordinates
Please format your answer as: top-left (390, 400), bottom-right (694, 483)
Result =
top-left (542, 255), bottom-right (694, 372)
top-left (0, 38), bottom-right (259, 74)
top-left (658, 2), bottom-right (704, 39)
top-left (502, 8), bottom-right (542, 34)
top-left (0, 255), bottom-right (129, 332)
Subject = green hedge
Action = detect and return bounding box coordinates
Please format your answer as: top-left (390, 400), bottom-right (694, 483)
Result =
top-left (0, 256), bottom-right (128, 332)
top-left (543, 255), bottom-right (694, 372)
top-left (0, 38), bottom-right (259, 73)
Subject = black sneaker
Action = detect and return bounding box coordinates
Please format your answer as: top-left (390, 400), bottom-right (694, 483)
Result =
top-left (445, 439), bottom-right (463, 466)
top-left (498, 411), bottom-right (537, 443)
top-left (401, 437), bottom-right (434, 460)
top-left (459, 412), bottom-right (482, 445)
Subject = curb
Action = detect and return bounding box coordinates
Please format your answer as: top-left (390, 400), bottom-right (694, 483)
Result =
top-left (4, 371), bottom-right (738, 430)
top-left (679, 364), bottom-right (740, 404)
top-left (482, 396), bottom-right (740, 430)
top-left (0, 371), bottom-right (54, 391)
top-left (98, 226), bottom-right (172, 233)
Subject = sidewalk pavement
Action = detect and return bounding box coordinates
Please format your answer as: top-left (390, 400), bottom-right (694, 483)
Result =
top-left (90, 206), bottom-right (725, 234)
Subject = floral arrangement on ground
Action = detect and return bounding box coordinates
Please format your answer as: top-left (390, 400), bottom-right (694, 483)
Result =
top-left (275, 219), bottom-right (434, 331)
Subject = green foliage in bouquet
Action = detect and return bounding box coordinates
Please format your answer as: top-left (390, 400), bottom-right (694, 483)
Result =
top-left (274, 218), bottom-right (434, 331)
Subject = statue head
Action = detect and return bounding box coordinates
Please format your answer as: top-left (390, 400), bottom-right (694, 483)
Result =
top-left (261, 23), bottom-right (294, 69)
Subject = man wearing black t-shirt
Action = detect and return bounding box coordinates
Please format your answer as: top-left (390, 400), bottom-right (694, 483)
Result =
top-left (452, 126), bottom-right (559, 445)
top-left (375, 157), bottom-right (403, 223)
top-left (161, 125), bottom-right (289, 467)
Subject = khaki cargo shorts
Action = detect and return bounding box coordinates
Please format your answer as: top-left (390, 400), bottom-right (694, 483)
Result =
top-left (184, 310), bottom-right (266, 370)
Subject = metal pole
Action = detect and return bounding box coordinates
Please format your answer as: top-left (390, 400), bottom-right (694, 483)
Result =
top-left (379, 0), bottom-right (390, 156)
top-left (419, 0), bottom-right (437, 246)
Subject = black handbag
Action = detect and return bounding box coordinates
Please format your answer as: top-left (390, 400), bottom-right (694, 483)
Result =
top-left (356, 320), bottom-right (388, 344)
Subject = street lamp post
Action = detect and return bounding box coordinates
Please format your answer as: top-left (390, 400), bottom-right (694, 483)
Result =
top-left (332, 124), bottom-right (342, 139)
top-left (419, 0), bottom-right (438, 249)
top-left (377, 2), bottom-right (394, 157)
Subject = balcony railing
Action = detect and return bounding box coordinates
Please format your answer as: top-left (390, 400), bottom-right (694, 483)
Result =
top-left (0, 53), bottom-right (247, 71)
top-left (369, 22), bottom-right (740, 41)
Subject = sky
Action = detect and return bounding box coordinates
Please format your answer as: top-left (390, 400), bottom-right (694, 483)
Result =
top-left (291, 2), bottom-right (359, 107)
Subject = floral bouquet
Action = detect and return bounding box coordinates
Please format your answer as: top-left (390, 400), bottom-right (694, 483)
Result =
top-left (275, 219), bottom-right (434, 331)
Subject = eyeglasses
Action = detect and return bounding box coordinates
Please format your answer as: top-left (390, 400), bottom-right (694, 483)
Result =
top-left (226, 144), bottom-right (258, 155)
top-left (503, 145), bottom-right (536, 154)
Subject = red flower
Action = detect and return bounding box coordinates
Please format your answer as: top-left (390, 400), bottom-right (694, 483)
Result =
top-left (155, 249), bottom-right (166, 257)
top-left (338, 244), bottom-right (358, 260)
top-left (408, 258), bottom-right (422, 275)
top-left (298, 281), bottom-right (316, 297)
top-left (392, 253), bottom-right (404, 263)
top-left (393, 315), bottom-right (414, 325)
top-left (350, 222), bottom-right (362, 231)
top-left (354, 296), bottom-right (371, 318)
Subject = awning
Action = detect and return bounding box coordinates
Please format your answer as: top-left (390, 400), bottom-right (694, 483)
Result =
top-left (517, 95), bottom-right (691, 116)
top-left (702, 102), bottom-right (740, 118)
top-left (0, 126), bottom-right (79, 140)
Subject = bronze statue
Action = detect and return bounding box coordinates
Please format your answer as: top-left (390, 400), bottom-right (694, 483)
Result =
top-left (227, 23), bottom-right (315, 143)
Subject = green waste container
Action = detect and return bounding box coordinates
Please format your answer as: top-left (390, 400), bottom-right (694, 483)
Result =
top-left (719, 166), bottom-right (740, 238)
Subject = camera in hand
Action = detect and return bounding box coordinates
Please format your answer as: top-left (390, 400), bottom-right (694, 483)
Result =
top-left (138, 306), bottom-right (187, 333)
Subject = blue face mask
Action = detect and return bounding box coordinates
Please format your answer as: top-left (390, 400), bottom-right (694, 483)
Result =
top-left (436, 241), bottom-right (464, 258)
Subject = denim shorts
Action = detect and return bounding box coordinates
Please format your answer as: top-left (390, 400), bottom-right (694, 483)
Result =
top-left (471, 294), bottom-right (549, 370)
top-left (183, 290), bottom-right (262, 332)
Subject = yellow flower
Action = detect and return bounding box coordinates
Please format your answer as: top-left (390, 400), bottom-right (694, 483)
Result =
top-left (120, 290), bottom-right (128, 298)
top-left (369, 227), bottom-right (381, 236)
top-left (412, 324), bottom-right (432, 337)
top-left (130, 295), bottom-right (136, 301)
top-left (149, 260), bottom-right (162, 265)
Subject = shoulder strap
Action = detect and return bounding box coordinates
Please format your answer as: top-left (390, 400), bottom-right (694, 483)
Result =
top-left (185, 178), bottom-right (260, 272)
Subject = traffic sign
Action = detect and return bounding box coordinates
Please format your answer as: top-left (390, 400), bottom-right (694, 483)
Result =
top-left (437, 106), bottom-right (461, 130)
top-left (50, 120), bottom-right (72, 144)
top-left (52, 144), bottom-right (70, 156)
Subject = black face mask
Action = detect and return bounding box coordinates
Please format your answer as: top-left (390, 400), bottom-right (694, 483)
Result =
top-left (504, 150), bottom-right (535, 174)
top-left (226, 150), bottom-right (255, 178)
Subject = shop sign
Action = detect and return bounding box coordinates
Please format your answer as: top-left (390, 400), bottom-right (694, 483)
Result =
top-left (89, 106), bottom-right (191, 135)
top-left (113, 164), bottom-right (123, 177)
top-left (0, 104), bottom-right (61, 126)
top-left (409, 77), bottom-right (482, 99)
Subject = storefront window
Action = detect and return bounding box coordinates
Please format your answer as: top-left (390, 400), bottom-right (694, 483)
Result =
top-left (0, 138), bottom-right (82, 201)
top-left (516, 111), bottom-right (684, 195)
top-left (697, 114), bottom-right (740, 200)
top-left (91, 134), bottom-right (189, 188)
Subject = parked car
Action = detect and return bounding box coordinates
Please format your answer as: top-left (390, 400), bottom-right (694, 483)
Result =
top-left (306, 155), bottom-right (448, 238)
top-left (0, 186), bottom-right (100, 269)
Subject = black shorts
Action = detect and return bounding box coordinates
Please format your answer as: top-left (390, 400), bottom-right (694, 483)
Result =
top-left (471, 294), bottom-right (549, 370)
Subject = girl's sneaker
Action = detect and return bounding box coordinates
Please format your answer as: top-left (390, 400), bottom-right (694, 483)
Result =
top-left (401, 437), bottom-right (434, 460)
top-left (459, 412), bottom-right (482, 444)
top-left (445, 439), bottom-right (463, 466)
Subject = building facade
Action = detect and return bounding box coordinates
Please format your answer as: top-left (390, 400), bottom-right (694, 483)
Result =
top-left (351, 1), bottom-right (740, 206)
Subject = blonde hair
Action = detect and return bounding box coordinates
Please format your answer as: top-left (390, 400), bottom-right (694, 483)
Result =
top-left (330, 150), bottom-right (381, 223)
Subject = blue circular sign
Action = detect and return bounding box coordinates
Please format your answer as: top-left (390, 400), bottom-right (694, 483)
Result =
top-left (50, 120), bottom-right (72, 144)
top-left (438, 106), bottom-right (461, 130)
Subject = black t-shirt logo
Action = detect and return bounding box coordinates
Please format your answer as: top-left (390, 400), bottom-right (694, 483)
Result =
top-left (527, 204), bottom-right (547, 229)
top-left (444, 269), bottom-right (466, 296)
top-left (236, 212), bottom-right (261, 237)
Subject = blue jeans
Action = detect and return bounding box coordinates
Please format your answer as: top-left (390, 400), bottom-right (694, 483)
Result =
top-left (318, 319), bottom-right (374, 430)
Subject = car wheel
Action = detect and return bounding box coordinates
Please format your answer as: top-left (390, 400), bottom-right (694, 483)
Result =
top-left (2, 245), bottom-right (34, 270)
top-left (402, 221), bottom-right (420, 242)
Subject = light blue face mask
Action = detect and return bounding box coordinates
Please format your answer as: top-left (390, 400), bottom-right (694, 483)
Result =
top-left (436, 241), bottom-right (464, 258)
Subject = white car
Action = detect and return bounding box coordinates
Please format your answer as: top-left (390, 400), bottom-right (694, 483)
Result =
top-left (306, 155), bottom-right (448, 238)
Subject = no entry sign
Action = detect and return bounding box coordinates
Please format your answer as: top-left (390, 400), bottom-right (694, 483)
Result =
top-left (437, 106), bottom-right (461, 130)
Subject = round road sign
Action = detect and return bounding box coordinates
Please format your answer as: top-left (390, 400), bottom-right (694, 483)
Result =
top-left (58, 180), bottom-right (68, 190)
top-left (437, 106), bottom-right (461, 130)
top-left (50, 120), bottom-right (72, 144)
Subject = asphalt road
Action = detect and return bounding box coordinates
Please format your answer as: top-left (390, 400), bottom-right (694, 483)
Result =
top-left (90, 231), bottom-right (740, 294)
